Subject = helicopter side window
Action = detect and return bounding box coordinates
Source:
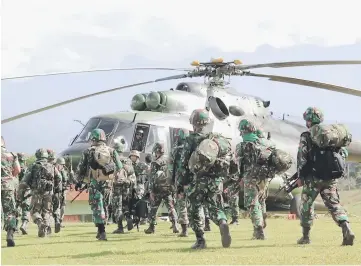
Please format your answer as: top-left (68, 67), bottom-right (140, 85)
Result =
top-left (74, 118), bottom-right (100, 144)
top-left (144, 125), bottom-right (169, 154)
top-left (131, 124), bottom-right (150, 152)
top-left (112, 122), bottom-right (135, 152)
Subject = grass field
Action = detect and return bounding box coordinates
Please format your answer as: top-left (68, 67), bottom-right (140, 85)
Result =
top-left (1, 216), bottom-right (360, 265)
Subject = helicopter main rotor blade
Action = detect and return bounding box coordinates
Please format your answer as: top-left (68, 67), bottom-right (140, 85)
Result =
top-left (1, 73), bottom-right (191, 124)
top-left (238, 60), bottom-right (361, 70)
top-left (1, 67), bottom-right (190, 80)
top-left (245, 72), bottom-right (361, 97)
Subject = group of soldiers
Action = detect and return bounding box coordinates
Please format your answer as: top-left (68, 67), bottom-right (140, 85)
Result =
top-left (1, 106), bottom-right (356, 249)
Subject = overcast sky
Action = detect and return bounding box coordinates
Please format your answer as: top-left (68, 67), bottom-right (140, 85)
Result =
top-left (1, 0), bottom-right (361, 154)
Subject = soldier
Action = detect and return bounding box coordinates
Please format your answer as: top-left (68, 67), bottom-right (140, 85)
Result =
top-left (76, 128), bottom-right (122, 241)
top-left (180, 109), bottom-right (232, 249)
top-left (129, 150), bottom-right (150, 225)
top-left (112, 141), bottom-right (136, 233)
top-left (171, 128), bottom-right (190, 237)
top-left (19, 148), bottom-right (62, 237)
top-left (16, 152), bottom-right (31, 234)
top-left (132, 129), bottom-right (145, 152)
top-left (237, 119), bottom-right (272, 240)
top-left (144, 142), bottom-right (179, 234)
top-left (1, 136), bottom-right (21, 247)
top-left (55, 157), bottom-right (71, 228)
top-left (223, 175), bottom-right (241, 225)
top-left (297, 107), bottom-right (355, 245)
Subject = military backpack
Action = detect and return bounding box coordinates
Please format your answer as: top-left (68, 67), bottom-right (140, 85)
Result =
top-left (89, 145), bottom-right (115, 182)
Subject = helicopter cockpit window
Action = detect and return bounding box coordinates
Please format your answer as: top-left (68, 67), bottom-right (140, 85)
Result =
top-left (97, 119), bottom-right (118, 140)
top-left (144, 125), bottom-right (169, 154)
top-left (74, 118), bottom-right (100, 143)
top-left (112, 122), bottom-right (134, 152)
top-left (131, 124), bottom-right (150, 152)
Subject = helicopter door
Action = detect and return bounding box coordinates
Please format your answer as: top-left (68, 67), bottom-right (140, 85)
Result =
top-left (131, 123), bottom-right (150, 152)
top-left (144, 125), bottom-right (170, 154)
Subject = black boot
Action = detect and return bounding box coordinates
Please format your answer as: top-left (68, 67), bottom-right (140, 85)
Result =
top-left (113, 221), bottom-right (124, 234)
top-left (20, 220), bottom-right (28, 235)
top-left (172, 220), bottom-right (180, 233)
top-left (55, 222), bottom-right (61, 233)
top-left (191, 233), bottom-right (206, 249)
top-left (36, 219), bottom-right (46, 238)
top-left (6, 228), bottom-right (15, 247)
top-left (178, 224), bottom-right (188, 237)
top-left (204, 218), bottom-right (211, 231)
top-left (127, 217), bottom-right (134, 231)
top-left (47, 226), bottom-right (52, 235)
top-left (253, 226), bottom-right (265, 240)
top-left (144, 223), bottom-right (155, 234)
top-left (219, 220), bottom-right (232, 248)
top-left (96, 224), bottom-right (101, 239)
top-left (98, 224), bottom-right (107, 241)
top-left (341, 221), bottom-right (355, 246)
top-left (229, 217), bottom-right (239, 225)
top-left (297, 226), bottom-right (311, 244)
top-left (263, 213), bottom-right (267, 229)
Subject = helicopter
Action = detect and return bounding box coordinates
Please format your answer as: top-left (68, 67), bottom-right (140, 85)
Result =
top-left (2, 58), bottom-right (361, 217)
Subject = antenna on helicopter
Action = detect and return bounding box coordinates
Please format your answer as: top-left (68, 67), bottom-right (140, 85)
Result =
top-left (73, 119), bottom-right (85, 126)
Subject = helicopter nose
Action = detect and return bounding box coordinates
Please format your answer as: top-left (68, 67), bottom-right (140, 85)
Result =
top-left (131, 93), bottom-right (148, 111)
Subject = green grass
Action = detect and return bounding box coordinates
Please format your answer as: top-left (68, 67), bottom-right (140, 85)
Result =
top-left (2, 217), bottom-right (360, 265)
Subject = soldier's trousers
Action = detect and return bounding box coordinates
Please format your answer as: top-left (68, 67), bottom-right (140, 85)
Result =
top-left (229, 194), bottom-right (240, 218)
top-left (1, 190), bottom-right (17, 231)
top-left (19, 194), bottom-right (31, 222)
top-left (103, 188), bottom-right (112, 222)
top-left (60, 190), bottom-right (67, 223)
top-left (30, 193), bottom-right (53, 227)
top-left (111, 186), bottom-right (130, 222)
top-left (52, 193), bottom-right (61, 224)
top-left (243, 177), bottom-right (265, 228)
top-left (149, 190), bottom-right (177, 225)
top-left (187, 176), bottom-right (227, 235)
top-left (176, 193), bottom-right (189, 225)
top-left (89, 187), bottom-right (106, 225)
top-left (300, 177), bottom-right (348, 227)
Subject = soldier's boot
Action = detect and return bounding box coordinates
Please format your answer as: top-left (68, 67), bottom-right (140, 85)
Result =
top-left (219, 220), bottom-right (232, 248)
top-left (35, 219), bottom-right (46, 238)
top-left (172, 220), bottom-right (180, 233)
top-left (96, 224), bottom-right (101, 239)
top-left (204, 218), bottom-right (211, 231)
top-left (98, 224), bottom-right (107, 241)
top-left (140, 218), bottom-right (147, 225)
top-left (6, 228), bottom-right (15, 247)
top-left (341, 221), bottom-right (355, 246)
top-left (112, 221), bottom-right (124, 234)
top-left (127, 217), bottom-right (134, 231)
top-left (47, 226), bottom-right (52, 235)
top-left (55, 222), bottom-right (61, 233)
top-left (297, 227), bottom-right (311, 244)
top-left (20, 220), bottom-right (28, 235)
top-left (191, 233), bottom-right (206, 249)
top-left (229, 217), bottom-right (239, 225)
top-left (144, 223), bottom-right (155, 234)
top-left (253, 226), bottom-right (265, 240)
top-left (178, 224), bottom-right (188, 237)
top-left (60, 219), bottom-right (65, 228)
top-left (263, 213), bottom-right (267, 229)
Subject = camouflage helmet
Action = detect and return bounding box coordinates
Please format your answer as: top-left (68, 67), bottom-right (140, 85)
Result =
top-left (56, 157), bottom-right (66, 165)
top-left (90, 128), bottom-right (106, 141)
top-left (189, 109), bottom-right (211, 128)
top-left (1, 136), bottom-right (5, 148)
top-left (152, 142), bottom-right (165, 154)
top-left (129, 150), bottom-right (140, 158)
top-left (238, 119), bottom-right (257, 134)
top-left (47, 149), bottom-right (55, 160)
top-left (113, 140), bottom-right (126, 153)
top-left (303, 107), bottom-right (324, 124)
top-left (17, 152), bottom-right (26, 162)
top-left (255, 129), bottom-right (265, 138)
top-left (35, 148), bottom-right (48, 159)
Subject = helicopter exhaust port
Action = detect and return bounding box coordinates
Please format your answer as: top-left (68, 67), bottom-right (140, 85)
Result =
top-left (131, 93), bottom-right (148, 111)
top-left (208, 96), bottom-right (229, 120)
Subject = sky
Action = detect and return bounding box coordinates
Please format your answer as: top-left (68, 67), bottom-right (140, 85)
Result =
top-left (1, 0), bottom-right (361, 154)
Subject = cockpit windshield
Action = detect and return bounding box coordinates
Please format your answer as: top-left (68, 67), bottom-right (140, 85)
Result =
top-left (74, 118), bottom-right (118, 144)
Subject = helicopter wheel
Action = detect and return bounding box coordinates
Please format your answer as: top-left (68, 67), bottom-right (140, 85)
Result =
top-left (290, 194), bottom-right (301, 219)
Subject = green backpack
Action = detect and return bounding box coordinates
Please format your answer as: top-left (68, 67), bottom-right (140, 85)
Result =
top-left (310, 124), bottom-right (352, 148)
top-left (188, 133), bottom-right (231, 175)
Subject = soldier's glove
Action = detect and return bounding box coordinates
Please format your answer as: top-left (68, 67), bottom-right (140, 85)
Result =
top-left (75, 182), bottom-right (83, 191)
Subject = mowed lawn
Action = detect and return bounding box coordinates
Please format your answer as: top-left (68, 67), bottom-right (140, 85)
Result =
top-left (1, 216), bottom-right (360, 265)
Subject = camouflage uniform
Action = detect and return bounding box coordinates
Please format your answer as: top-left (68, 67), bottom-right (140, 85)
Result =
top-left (144, 142), bottom-right (179, 234)
top-left (130, 150), bottom-right (150, 225)
top-left (19, 148), bottom-right (62, 238)
top-left (76, 128), bottom-right (122, 241)
top-left (237, 119), bottom-right (272, 240)
top-left (180, 109), bottom-right (232, 249)
top-left (132, 129), bottom-right (145, 152)
top-left (16, 152), bottom-right (32, 235)
top-left (223, 174), bottom-right (241, 225)
top-left (55, 157), bottom-right (72, 227)
top-left (112, 142), bottom-right (136, 233)
top-left (170, 128), bottom-right (190, 237)
top-left (297, 107), bottom-right (355, 245)
top-left (1, 136), bottom-right (21, 247)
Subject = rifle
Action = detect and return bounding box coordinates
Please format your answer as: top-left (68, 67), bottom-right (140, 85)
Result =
top-left (273, 172), bottom-right (301, 200)
top-left (70, 185), bottom-right (88, 203)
